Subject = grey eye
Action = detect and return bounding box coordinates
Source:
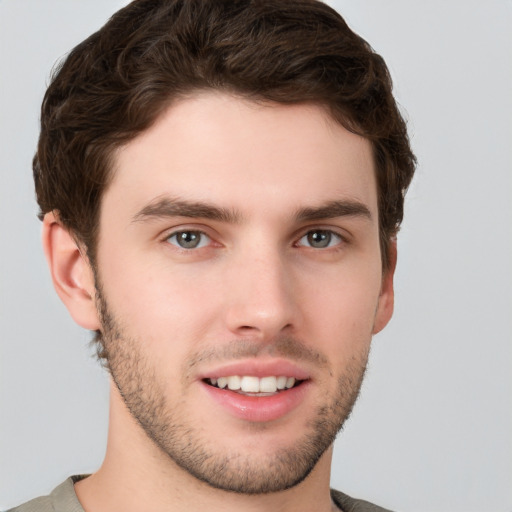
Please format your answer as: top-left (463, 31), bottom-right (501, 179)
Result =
top-left (167, 231), bottom-right (210, 249)
top-left (298, 230), bottom-right (342, 249)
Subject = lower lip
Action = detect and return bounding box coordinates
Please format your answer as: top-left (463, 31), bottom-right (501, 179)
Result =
top-left (200, 381), bottom-right (310, 423)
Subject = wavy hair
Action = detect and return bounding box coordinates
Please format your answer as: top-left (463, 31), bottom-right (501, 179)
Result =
top-left (34, 0), bottom-right (416, 271)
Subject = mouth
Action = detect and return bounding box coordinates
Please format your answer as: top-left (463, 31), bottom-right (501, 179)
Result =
top-left (200, 365), bottom-right (311, 421)
top-left (203, 375), bottom-right (305, 396)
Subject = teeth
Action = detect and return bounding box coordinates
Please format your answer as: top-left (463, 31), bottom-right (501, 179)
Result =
top-left (276, 376), bottom-right (287, 390)
top-left (241, 376), bottom-right (260, 393)
top-left (208, 375), bottom-right (298, 393)
top-left (227, 375), bottom-right (241, 390)
top-left (259, 376), bottom-right (277, 393)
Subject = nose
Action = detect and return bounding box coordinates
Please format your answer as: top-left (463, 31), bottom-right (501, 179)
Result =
top-left (223, 246), bottom-right (299, 340)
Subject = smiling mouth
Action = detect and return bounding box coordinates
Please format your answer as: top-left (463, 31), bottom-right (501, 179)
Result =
top-left (204, 375), bottom-right (304, 396)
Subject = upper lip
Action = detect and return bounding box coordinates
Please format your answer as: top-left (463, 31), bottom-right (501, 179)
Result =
top-left (197, 359), bottom-right (311, 381)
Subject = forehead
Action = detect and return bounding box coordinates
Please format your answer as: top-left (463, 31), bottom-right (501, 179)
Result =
top-left (106, 92), bottom-right (377, 221)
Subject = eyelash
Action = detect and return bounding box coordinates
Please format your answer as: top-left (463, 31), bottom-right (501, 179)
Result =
top-left (164, 228), bottom-right (347, 251)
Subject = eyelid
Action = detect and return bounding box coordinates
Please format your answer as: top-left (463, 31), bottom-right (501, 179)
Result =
top-left (159, 222), bottom-right (215, 239)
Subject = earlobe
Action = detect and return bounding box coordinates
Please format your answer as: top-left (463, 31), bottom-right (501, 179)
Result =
top-left (42, 211), bottom-right (100, 330)
top-left (373, 240), bottom-right (397, 335)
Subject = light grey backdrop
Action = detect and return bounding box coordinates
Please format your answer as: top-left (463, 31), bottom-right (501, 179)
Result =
top-left (1, 1), bottom-right (511, 510)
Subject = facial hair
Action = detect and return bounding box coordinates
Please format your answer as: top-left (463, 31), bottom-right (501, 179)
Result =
top-left (96, 284), bottom-right (369, 495)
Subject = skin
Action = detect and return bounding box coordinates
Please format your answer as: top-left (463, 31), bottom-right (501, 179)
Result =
top-left (43, 92), bottom-right (395, 512)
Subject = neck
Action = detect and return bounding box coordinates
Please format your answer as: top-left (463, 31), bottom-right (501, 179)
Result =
top-left (75, 382), bottom-right (337, 512)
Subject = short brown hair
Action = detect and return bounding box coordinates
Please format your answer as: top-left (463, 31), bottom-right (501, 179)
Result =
top-left (34, 0), bottom-right (416, 270)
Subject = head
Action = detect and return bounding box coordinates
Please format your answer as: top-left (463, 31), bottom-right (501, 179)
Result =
top-left (37, 0), bottom-right (416, 495)
top-left (35, 0), bottom-right (415, 274)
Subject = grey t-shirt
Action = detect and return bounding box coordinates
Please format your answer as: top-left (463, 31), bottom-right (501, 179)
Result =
top-left (6, 476), bottom-right (393, 512)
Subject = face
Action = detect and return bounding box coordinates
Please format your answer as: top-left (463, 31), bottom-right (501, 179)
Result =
top-left (93, 92), bottom-right (393, 493)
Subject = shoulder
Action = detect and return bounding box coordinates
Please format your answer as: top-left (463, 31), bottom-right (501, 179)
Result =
top-left (5, 478), bottom-right (85, 512)
top-left (331, 489), bottom-right (394, 512)
top-left (6, 495), bottom-right (54, 512)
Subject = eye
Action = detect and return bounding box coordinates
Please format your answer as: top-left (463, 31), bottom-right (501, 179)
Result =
top-left (166, 230), bottom-right (211, 249)
top-left (297, 229), bottom-right (343, 249)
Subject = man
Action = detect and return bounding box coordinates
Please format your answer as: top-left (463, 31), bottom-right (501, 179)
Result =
top-left (8, 0), bottom-right (415, 511)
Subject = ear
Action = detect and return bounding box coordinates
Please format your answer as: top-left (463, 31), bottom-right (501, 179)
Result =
top-left (373, 239), bottom-right (397, 334)
top-left (42, 211), bottom-right (100, 330)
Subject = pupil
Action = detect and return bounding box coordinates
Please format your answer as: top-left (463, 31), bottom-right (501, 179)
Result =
top-left (178, 231), bottom-right (200, 248)
top-left (308, 230), bottom-right (330, 248)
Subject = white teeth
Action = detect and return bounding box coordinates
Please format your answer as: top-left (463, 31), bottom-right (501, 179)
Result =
top-left (217, 377), bottom-right (228, 389)
top-left (208, 375), bottom-right (298, 393)
top-left (227, 375), bottom-right (241, 390)
top-left (259, 376), bottom-right (277, 393)
top-left (241, 376), bottom-right (260, 393)
top-left (276, 376), bottom-right (287, 390)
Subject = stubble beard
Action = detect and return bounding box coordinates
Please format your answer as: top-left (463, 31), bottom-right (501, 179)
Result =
top-left (96, 286), bottom-right (369, 495)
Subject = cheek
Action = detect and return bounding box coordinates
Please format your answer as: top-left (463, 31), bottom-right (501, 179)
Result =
top-left (298, 264), bottom-right (382, 354)
top-left (98, 252), bottom-right (222, 346)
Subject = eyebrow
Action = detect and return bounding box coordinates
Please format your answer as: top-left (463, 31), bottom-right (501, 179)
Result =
top-left (132, 196), bottom-right (372, 224)
top-left (294, 200), bottom-right (372, 222)
top-left (132, 197), bottom-right (241, 224)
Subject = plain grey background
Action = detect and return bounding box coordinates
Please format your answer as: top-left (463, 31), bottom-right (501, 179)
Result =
top-left (1, 1), bottom-right (511, 510)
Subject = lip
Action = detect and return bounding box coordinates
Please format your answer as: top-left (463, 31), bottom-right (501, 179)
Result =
top-left (197, 359), bottom-right (312, 422)
top-left (200, 378), bottom-right (311, 422)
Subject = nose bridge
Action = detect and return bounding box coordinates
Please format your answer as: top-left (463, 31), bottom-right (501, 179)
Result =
top-left (224, 239), bottom-right (297, 338)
